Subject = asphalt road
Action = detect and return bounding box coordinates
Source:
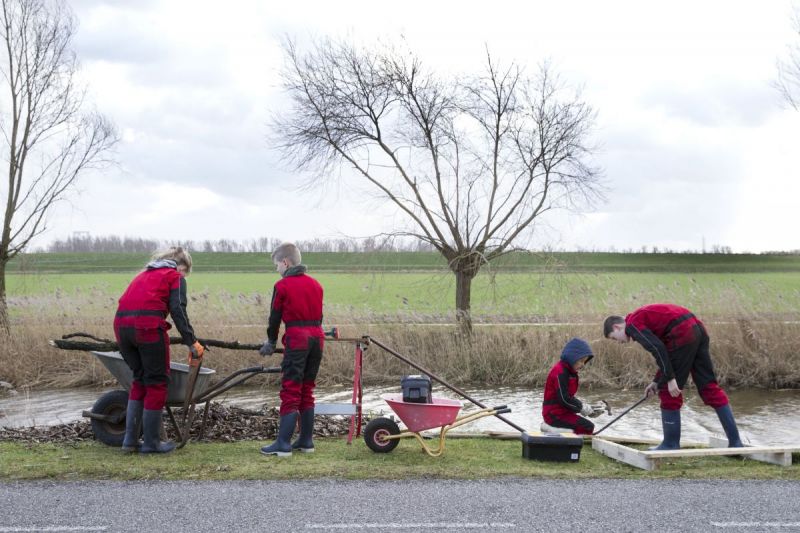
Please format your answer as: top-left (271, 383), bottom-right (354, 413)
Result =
top-left (1, 479), bottom-right (800, 532)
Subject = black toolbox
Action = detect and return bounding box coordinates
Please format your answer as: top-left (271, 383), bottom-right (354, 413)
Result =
top-left (521, 432), bottom-right (584, 462)
top-left (401, 374), bottom-right (432, 403)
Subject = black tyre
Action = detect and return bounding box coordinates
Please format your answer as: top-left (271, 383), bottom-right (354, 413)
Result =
top-left (364, 417), bottom-right (400, 453)
top-left (90, 389), bottom-right (129, 447)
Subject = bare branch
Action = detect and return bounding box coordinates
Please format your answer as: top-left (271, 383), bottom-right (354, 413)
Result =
top-left (0, 0), bottom-right (118, 329)
top-left (271, 36), bottom-right (604, 327)
top-left (777, 7), bottom-right (800, 110)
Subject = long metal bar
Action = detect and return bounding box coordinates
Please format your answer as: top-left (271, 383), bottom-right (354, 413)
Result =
top-left (367, 336), bottom-right (526, 434)
top-left (193, 366), bottom-right (280, 404)
top-left (592, 395), bottom-right (649, 436)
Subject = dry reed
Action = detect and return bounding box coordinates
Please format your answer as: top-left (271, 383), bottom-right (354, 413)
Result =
top-left (2, 318), bottom-right (799, 392)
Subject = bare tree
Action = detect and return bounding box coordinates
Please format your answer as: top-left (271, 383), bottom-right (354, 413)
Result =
top-left (0, 0), bottom-right (117, 332)
top-left (273, 37), bottom-right (603, 332)
top-left (777, 6), bottom-right (800, 110)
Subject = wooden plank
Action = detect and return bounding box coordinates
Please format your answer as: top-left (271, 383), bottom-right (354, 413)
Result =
top-left (592, 438), bottom-right (656, 471)
top-left (708, 435), bottom-right (793, 467)
top-left (643, 444), bottom-right (800, 460)
top-left (587, 435), bottom-right (705, 447)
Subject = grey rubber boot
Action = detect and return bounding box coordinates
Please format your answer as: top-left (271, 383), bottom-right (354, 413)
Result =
top-left (261, 412), bottom-right (298, 457)
top-left (715, 404), bottom-right (743, 448)
top-left (650, 409), bottom-right (681, 450)
top-left (292, 409), bottom-right (315, 453)
top-left (140, 409), bottom-right (176, 454)
top-left (121, 399), bottom-right (143, 453)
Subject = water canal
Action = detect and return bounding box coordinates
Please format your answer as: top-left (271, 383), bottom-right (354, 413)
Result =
top-left (2, 386), bottom-right (798, 446)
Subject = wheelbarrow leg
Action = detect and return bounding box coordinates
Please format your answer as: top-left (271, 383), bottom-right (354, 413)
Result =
top-left (412, 429), bottom-right (449, 457)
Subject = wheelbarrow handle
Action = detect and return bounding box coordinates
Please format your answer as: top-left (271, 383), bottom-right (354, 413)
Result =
top-left (494, 408), bottom-right (512, 415)
top-left (492, 405), bottom-right (508, 411)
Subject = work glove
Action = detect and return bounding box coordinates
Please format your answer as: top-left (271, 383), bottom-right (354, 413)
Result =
top-left (578, 399), bottom-right (593, 417)
top-left (588, 401), bottom-right (609, 418)
top-left (259, 340), bottom-right (275, 357)
top-left (189, 341), bottom-right (205, 361)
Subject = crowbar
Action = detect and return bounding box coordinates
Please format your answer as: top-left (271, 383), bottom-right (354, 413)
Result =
top-left (592, 395), bottom-right (649, 436)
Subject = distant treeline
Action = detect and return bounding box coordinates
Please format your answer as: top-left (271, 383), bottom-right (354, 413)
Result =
top-left (40, 234), bottom-right (800, 255)
top-left (45, 235), bottom-right (437, 254)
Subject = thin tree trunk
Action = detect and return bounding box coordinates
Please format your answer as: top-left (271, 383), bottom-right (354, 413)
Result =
top-left (0, 259), bottom-right (9, 335)
top-left (455, 269), bottom-right (475, 335)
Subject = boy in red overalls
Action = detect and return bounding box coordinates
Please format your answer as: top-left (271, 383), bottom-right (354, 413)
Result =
top-left (604, 303), bottom-right (743, 449)
top-left (259, 242), bottom-right (325, 457)
top-left (540, 338), bottom-right (603, 435)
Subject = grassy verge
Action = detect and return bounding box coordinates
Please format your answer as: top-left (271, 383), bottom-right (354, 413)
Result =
top-left (2, 439), bottom-right (799, 481)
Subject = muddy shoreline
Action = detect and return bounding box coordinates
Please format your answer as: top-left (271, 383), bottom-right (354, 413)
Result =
top-left (0, 402), bottom-right (355, 444)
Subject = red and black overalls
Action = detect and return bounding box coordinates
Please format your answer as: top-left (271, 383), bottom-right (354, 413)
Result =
top-left (625, 303), bottom-right (729, 411)
top-left (113, 263), bottom-right (197, 411)
top-left (542, 360), bottom-right (594, 435)
top-left (267, 265), bottom-right (324, 416)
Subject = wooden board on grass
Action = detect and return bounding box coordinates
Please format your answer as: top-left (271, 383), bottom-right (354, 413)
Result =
top-left (593, 435), bottom-right (800, 471)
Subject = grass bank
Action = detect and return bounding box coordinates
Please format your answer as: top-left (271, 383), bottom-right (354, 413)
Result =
top-left (2, 439), bottom-right (799, 481)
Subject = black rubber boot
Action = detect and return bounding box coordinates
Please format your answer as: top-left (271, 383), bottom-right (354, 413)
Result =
top-left (650, 409), bottom-right (681, 450)
top-left (292, 408), bottom-right (315, 453)
top-left (140, 409), bottom-right (176, 454)
top-left (121, 399), bottom-right (143, 453)
top-left (261, 412), bottom-right (298, 457)
top-left (715, 404), bottom-right (743, 448)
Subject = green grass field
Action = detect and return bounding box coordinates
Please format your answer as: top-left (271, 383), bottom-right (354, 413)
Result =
top-left (7, 270), bottom-right (800, 319)
top-left (9, 250), bottom-right (800, 274)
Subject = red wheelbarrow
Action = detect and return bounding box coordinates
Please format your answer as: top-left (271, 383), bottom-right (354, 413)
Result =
top-left (364, 393), bottom-right (511, 457)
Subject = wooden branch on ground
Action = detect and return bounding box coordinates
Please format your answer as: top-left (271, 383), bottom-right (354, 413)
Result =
top-left (51, 332), bottom-right (263, 352)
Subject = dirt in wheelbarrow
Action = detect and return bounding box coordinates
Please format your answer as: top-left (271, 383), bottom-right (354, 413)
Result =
top-left (0, 402), bottom-right (356, 445)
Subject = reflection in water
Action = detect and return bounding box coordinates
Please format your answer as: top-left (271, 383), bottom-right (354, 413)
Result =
top-left (1, 386), bottom-right (799, 446)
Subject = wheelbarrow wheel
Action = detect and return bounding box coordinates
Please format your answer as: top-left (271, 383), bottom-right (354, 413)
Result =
top-left (364, 417), bottom-right (400, 453)
top-left (90, 389), bottom-right (129, 447)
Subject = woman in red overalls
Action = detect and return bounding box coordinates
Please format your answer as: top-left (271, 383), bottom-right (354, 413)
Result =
top-left (114, 247), bottom-right (204, 453)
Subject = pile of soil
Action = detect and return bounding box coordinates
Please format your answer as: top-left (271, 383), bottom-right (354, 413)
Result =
top-left (0, 402), bottom-right (359, 445)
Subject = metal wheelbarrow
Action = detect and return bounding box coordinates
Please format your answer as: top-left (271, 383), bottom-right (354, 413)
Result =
top-left (363, 393), bottom-right (511, 457)
top-left (82, 351), bottom-right (279, 448)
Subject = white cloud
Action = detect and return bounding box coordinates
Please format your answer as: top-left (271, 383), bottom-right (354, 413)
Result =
top-left (29, 0), bottom-right (800, 253)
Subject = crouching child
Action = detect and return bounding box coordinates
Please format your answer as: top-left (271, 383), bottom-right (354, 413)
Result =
top-left (540, 338), bottom-right (600, 435)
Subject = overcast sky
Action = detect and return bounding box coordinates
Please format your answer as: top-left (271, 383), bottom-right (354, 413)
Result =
top-left (37, 0), bottom-right (800, 253)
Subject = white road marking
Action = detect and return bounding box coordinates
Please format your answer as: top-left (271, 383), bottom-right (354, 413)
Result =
top-left (0, 526), bottom-right (108, 533)
top-left (711, 523), bottom-right (800, 528)
top-left (305, 523), bottom-right (516, 529)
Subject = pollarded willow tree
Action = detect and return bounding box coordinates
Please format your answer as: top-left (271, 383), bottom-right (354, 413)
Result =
top-left (273, 37), bottom-right (603, 332)
top-left (0, 0), bottom-right (118, 333)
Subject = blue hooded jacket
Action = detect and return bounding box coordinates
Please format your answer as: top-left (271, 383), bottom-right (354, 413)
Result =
top-left (560, 338), bottom-right (593, 368)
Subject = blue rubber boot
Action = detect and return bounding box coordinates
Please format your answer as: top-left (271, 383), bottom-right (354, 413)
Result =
top-left (121, 399), bottom-right (143, 453)
top-left (261, 412), bottom-right (298, 457)
top-left (292, 409), bottom-right (315, 453)
top-left (715, 404), bottom-right (743, 448)
top-left (650, 409), bottom-right (681, 450)
top-left (140, 409), bottom-right (175, 454)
